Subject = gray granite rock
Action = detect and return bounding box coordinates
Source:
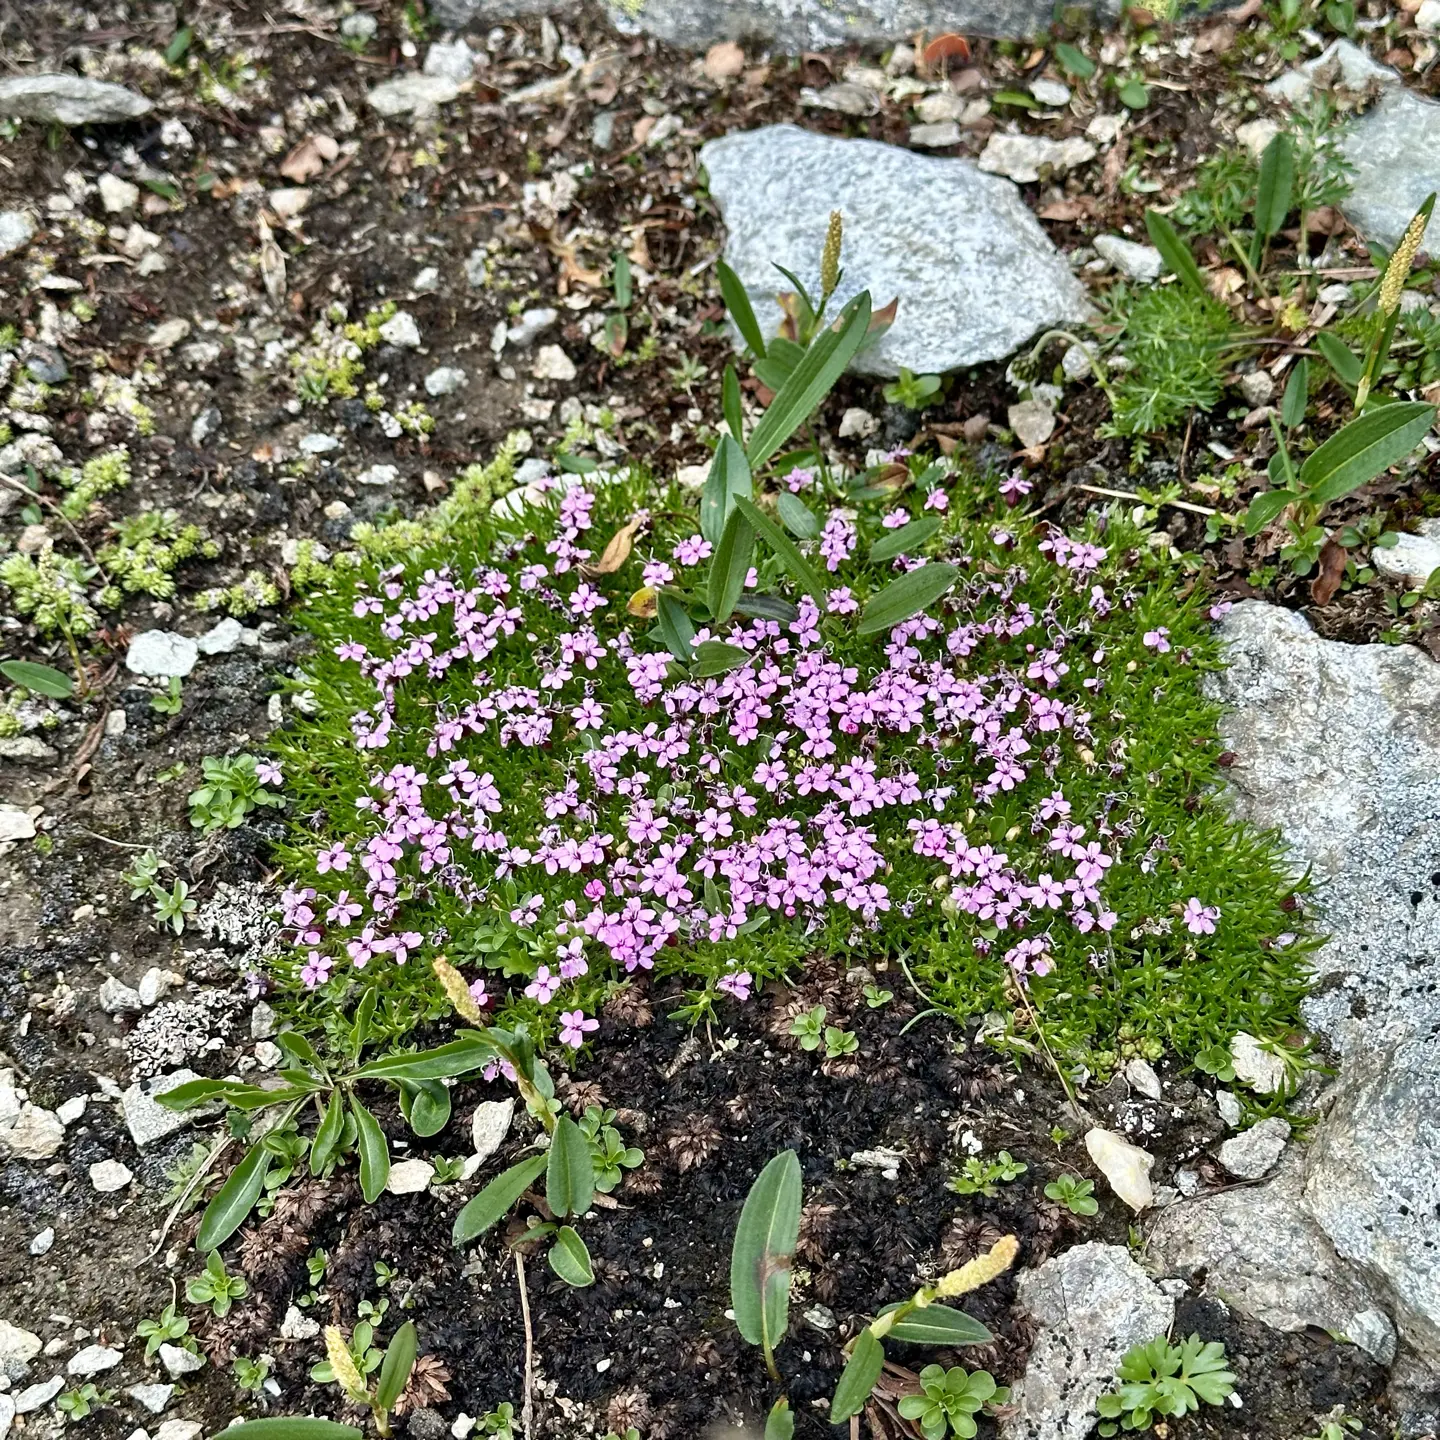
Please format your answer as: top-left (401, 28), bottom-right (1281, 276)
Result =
top-left (1339, 89), bottom-right (1440, 248)
top-left (1005, 1243), bottom-right (1173, 1440)
top-left (1218, 1116), bottom-right (1290, 1180)
top-left (701, 124), bottom-right (1091, 378)
top-left (0, 211), bottom-right (35, 259)
top-left (367, 75), bottom-right (461, 118)
top-left (125, 629), bottom-right (199, 679)
top-left (1373, 520), bottom-right (1440, 588)
top-left (121, 1069), bottom-right (208, 1147)
top-left (0, 75), bottom-right (151, 125)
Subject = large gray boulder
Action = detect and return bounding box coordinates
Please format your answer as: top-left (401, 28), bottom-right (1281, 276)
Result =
top-left (1339, 88), bottom-right (1440, 249)
top-left (0, 75), bottom-right (151, 126)
top-left (700, 124), bottom-right (1092, 378)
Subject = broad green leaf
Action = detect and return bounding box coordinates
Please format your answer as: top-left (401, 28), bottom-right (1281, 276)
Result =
top-left (775, 491), bottom-right (820, 540)
top-left (692, 640), bottom-right (752, 678)
top-left (830, 1329), bottom-right (885, 1423)
top-left (1280, 358), bottom-right (1309, 429)
top-left (1244, 488), bottom-right (1297, 536)
top-left (764, 1399), bottom-right (795, 1440)
top-left (452, 1153), bottom-right (547, 1244)
top-left (351, 1098), bottom-right (390, 1203)
top-left (877, 1303), bottom-right (993, 1345)
top-left (700, 434), bottom-right (752, 547)
top-left (747, 292), bottom-right (872, 471)
top-left (400, 1078), bottom-right (451, 1138)
top-left (213, 1423), bottom-right (362, 1440)
top-left (547, 1226), bottom-right (595, 1287)
top-left (717, 259), bottom-right (766, 359)
top-left (857, 563), bottom-right (959, 635)
top-left (1300, 402), bottom-right (1435, 505)
top-left (197, 1141), bottom-right (270, 1252)
top-left (1255, 133), bottom-right (1295, 239)
top-left (733, 496), bottom-right (828, 606)
top-left (1144, 209), bottom-right (1208, 302)
top-left (374, 1322), bottom-right (417, 1411)
top-left (545, 1114), bottom-right (595, 1218)
top-left (0, 660), bottom-right (74, 699)
top-left (708, 506), bottom-right (755, 625)
top-left (722, 364), bottom-right (744, 445)
top-left (869, 515), bottom-right (942, 563)
top-left (352, 1037), bottom-right (493, 1082)
top-left (309, 1091), bottom-right (346, 1176)
top-left (729, 1149), bottom-right (802, 1355)
top-left (655, 591), bottom-right (696, 663)
top-left (1054, 42), bottom-right (1096, 79)
top-left (1315, 331), bottom-right (1362, 388)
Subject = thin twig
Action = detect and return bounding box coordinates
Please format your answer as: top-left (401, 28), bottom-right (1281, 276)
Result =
top-left (1078, 483), bottom-right (1217, 517)
top-left (1014, 984), bottom-right (1085, 1126)
top-left (144, 1134), bottom-right (233, 1262)
top-left (516, 1250), bottom-right (535, 1440)
top-left (0, 473), bottom-right (111, 581)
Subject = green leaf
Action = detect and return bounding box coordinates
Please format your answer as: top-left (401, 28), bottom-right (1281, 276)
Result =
top-left (0, 660), bottom-right (74, 699)
top-left (775, 491), bottom-right (820, 540)
top-left (545, 1115), bottom-right (595, 1218)
top-left (692, 640), bottom-right (752, 678)
top-left (611, 251), bottom-right (632, 309)
top-left (275, 1031), bottom-right (323, 1071)
top-left (993, 89), bottom-right (1039, 109)
top-left (452, 1153), bottom-right (547, 1244)
top-left (351, 1098), bottom-right (390, 1203)
top-left (546, 1225), bottom-right (595, 1286)
top-left (400, 1078), bottom-right (451, 1138)
top-left (165, 26), bottom-right (193, 63)
top-left (857, 563), bottom-right (959, 635)
top-left (1315, 331), bottom-right (1362, 388)
top-left (655, 591), bottom-right (696, 663)
top-left (309, 1091), bottom-right (346, 1176)
top-left (877, 1303), bottom-right (993, 1345)
top-left (747, 292), bottom-right (872, 472)
top-left (869, 515), bottom-right (942, 563)
top-left (700, 434), bottom-right (753, 548)
top-left (830, 1329), bottom-right (885, 1424)
top-left (1118, 76), bottom-right (1149, 109)
top-left (717, 259), bottom-right (766, 359)
top-left (1054, 42), bottom-right (1096, 79)
top-left (733, 496), bottom-right (828, 606)
top-left (763, 1399), bottom-right (795, 1440)
top-left (753, 338), bottom-right (804, 394)
top-left (373, 1322), bottom-right (417, 1411)
top-left (1255, 133), bottom-right (1295, 239)
top-left (729, 1149), bottom-right (802, 1355)
top-left (157, 1079), bottom-right (300, 1112)
top-left (1144, 209), bottom-right (1209, 302)
top-left (351, 1037), bottom-right (493, 1082)
top-left (1300, 401), bottom-right (1435, 505)
top-left (1280, 358), bottom-right (1309, 429)
top-left (708, 506), bottom-right (755, 626)
top-left (1244, 488), bottom-right (1297, 536)
top-left (733, 593), bottom-right (799, 623)
top-left (197, 1141), bottom-right (270, 1252)
top-left (722, 364), bottom-right (744, 445)
top-left (211, 1423), bottom-right (362, 1440)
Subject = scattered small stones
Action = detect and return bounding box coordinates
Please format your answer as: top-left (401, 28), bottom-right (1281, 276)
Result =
top-left (67, 1345), bottom-right (123, 1377)
top-left (0, 807), bottom-right (37, 844)
top-left (100, 976), bottom-right (144, 1014)
top-left (0, 1322), bottom-right (42, 1377)
top-left (1215, 1089), bottom-right (1242, 1126)
top-left (56, 1095), bottom-right (86, 1125)
top-left (196, 619), bottom-right (243, 656)
top-left (0, 74), bottom-right (152, 125)
top-left (357, 463), bottom-right (400, 487)
top-left (89, 1158), bottom-right (134, 1193)
top-left (1218, 1117), bottom-right (1290, 1180)
top-left (1093, 234), bottom-right (1163, 283)
top-left (1266, 37), bottom-right (1397, 105)
top-left (1029, 78), bottom-right (1071, 107)
top-left (378, 310), bottom-right (422, 349)
top-left (23, 345), bottom-right (68, 384)
top-left (14, 1376), bottom-right (65, 1413)
top-left (423, 39), bottom-right (478, 83)
top-left (1008, 398), bottom-right (1056, 449)
top-left (425, 366), bottom-right (467, 397)
top-left (839, 407), bottom-right (878, 439)
top-left (125, 630), bottom-right (199, 680)
top-left (189, 406), bottom-right (222, 447)
top-left (280, 1306), bottom-right (320, 1341)
top-left (505, 307), bottom-right (558, 348)
top-left (0, 211), bottom-right (34, 259)
top-left (29, 1228), bottom-right (54, 1257)
top-left (0, 1105), bottom-right (65, 1160)
top-left (1084, 1128), bottom-right (1154, 1212)
top-left (367, 75), bottom-right (462, 119)
top-left (800, 82), bottom-right (880, 118)
top-left (908, 121), bottom-right (961, 149)
top-left (157, 1345), bottom-right (204, 1380)
top-left (977, 132), bottom-right (1097, 184)
top-left (386, 1158), bottom-right (435, 1194)
top-left (126, 1385), bottom-right (175, 1415)
top-left (1238, 368), bottom-right (1275, 406)
top-left (122, 1070), bottom-right (209, 1148)
top-left (1229, 1032), bottom-right (1288, 1094)
top-left (532, 345), bottom-right (578, 381)
top-left (1124, 1057), bottom-right (1162, 1100)
top-left (470, 1099), bottom-right (515, 1164)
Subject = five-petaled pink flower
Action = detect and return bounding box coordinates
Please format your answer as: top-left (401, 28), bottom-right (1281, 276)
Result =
top-left (1182, 897), bottom-right (1219, 935)
top-left (559, 1009), bottom-right (599, 1047)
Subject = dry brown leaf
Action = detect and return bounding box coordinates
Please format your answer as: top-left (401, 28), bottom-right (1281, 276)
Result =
top-left (1309, 538), bottom-right (1347, 606)
top-left (1036, 198), bottom-right (1091, 221)
top-left (921, 32), bottom-right (971, 69)
top-left (581, 516), bottom-right (646, 577)
top-left (874, 463), bottom-right (913, 490)
top-left (1194, 21), bottom-right (1236, 53)
top-left (279, 133), bottom-right (338, 183)
top-left (1208, 266), bottom-right (1245, 300)
top-left (703, 41), bottom-right (746, 82)
top-left (870, 296), bottom-right (900, 333)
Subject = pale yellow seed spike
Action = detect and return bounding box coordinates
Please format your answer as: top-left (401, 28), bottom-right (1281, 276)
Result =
top-left (1379, 206), bottom-right (1431, 316)
top-left (820, 210), bottom-right (843, 302)
top-left (933, 1234), bottom-right (1020, 1298)
top-left (432, 956), bottom-right (484, 1025)
top-left (325, 1326), bottom-right (369, 1403)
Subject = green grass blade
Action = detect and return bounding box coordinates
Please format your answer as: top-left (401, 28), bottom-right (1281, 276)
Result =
top-left (545, 1114), bottom-right (595, 1218)
top-left (707, 506), bottom-right (755, 625)
top-left (733, 496), bottom-right (828, 606)
top-left (1255, 132), bottom-right (1295, 239)
top-left (374, 1322), bottom-right (417, 1411)
top-left (700, 434), bottom-right (752, 547)
top-left (869, 515), bottom-right (941, 563)
top-left (197, 1141), bottom-right (270, 1252)
top-left (1145, 209), bottom-right (1209, 302)
top-left (717, 259), bottom-right (766, 359)
top-left (829, 1329), bottom-right (885, 1423)
top-left (452, 1153), bottom-right (547, 1244)
top-left (352, 1098), bottom-right (390, 1203)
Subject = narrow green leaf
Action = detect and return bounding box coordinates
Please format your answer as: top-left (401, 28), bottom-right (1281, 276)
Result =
top-left (197, 1142), bottom-right (270, 1252)
top-left (309, 1091), bottom-right (346, 1176)
top-left (775, 491), bottom-right (820, 540)
top-left (1245, 488), bottom-right (1297, 536)
top-left (611, 251), bottom-right (632, 309)
top-left (733, 593), bottom-right (800, 623)
top-left (351, 1098), bottom-right (390, 1204)
top-left (1054, 42), bottom-right (1096, 79)
top-left (877, 1303), bottom-right (993, 1345)
top-left (708, 506), bottom-right (755, 626)
top-left (700, 434), bottom-right (753, 547)
top-left (1300, 401), bottom-right (1435, 505)
top-left (655, 591), bottom-right (696, 663)
top-left (722, 364), bottom-right (744, 445)
top-left (452, 1153), bottom-right (547, 1244)
top-left (1144, 210), bottom-right (1209, 302)
top-left (747, 292), bottom-right (872, 472)
top-left (545, 1114), bottom-right (595, 1218)
top-left (753, 338), bottom-right (804, 394)
top-left (717, 259), bottom-right (766, 359)
top-left (157, 1079), bottom-right (293, 1112)
top-left (352, 1038), bottom-right (492, 1082)
top-left (733, 496), bottom-right (827, 605)
top-left (729, 1149), bottom-right (802, 1354)
top-left (771, 263), bottom-right (817, 321)
top-left (1255, 133), bottom-right (1295, 239)
top-left (692, 640), bottom-right (752, 678)
top-left (374, 1322), bottom-right (417, 1411)
top-left (547, 1226), bottom-right (595, 1287)
top-left (213, 1422), bottom-right (362, 1440)
top-left (857, 563), bottom-right (959, 635)
top-left (1315, 331), bottom-right (1362, 388)
top-left (869, 515), bottom-right (942, 563)
top-left (274, 1031), bottom-right (322, 1071)
top-left (400, 1078), bottom-right (451, 1138)
top-left (165, 26), bottom-right (193, 63)
top-left (764, 1399), bottom-right (795, 1440)
top-left (830, 1329), bottom-right (885, 1423)
top-left (0, 660), bottom-right (74, 699)
top-left (1280, 358), bottom-right (1309, 429)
